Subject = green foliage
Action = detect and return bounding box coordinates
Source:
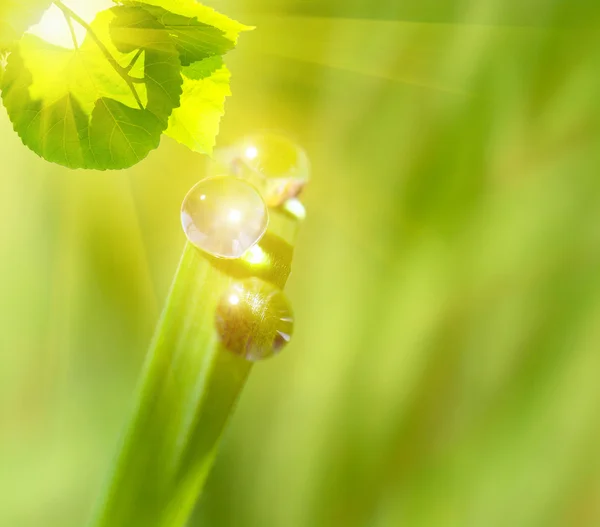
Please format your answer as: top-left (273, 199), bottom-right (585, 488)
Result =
top-left (2, 8), bottom-right (180, 170)
top-left (0, 0), bottom-right (250, 169)
top-left (166, 56), bottom-right (232, 155)
top-left (120, 0), bottom-right (252, 154)
top-left (115, 0), bottom-right (251, 43)
top-left (0, 0), bottom-right (52, 48)
top-left (115, 3), bottom-right (235, 66)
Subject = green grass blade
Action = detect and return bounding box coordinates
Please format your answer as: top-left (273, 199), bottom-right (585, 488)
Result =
top-left (88, 207), bottom-right (300, 527)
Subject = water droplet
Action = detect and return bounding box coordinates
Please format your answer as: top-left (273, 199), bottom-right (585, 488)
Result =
top-left (215, 278), bottom-right (294, 361)
top-left (216, 133), bottom-right (310, 207)
top-left (181, 177), bottom-right (269, 259)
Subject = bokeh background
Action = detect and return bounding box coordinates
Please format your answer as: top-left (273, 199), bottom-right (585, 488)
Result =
top-left (2, 0), bottom-right (600, 525)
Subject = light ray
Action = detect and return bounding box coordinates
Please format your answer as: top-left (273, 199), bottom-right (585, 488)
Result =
top-left (247, 15), bottom-right (550, 95)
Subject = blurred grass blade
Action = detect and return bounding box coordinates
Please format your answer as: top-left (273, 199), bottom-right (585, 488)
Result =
top-left (88, 208), bottom-right (300, 527)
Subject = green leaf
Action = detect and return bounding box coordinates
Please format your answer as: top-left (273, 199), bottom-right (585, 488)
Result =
top-left (113, 1), bottom-right (253, 156)
top-left (110, 3), bottom-right (244, 155)
top-left (114, 2), bottom-right (235, 66)
top-left (114, 0), bottom-right (253, 42)
top-left (89, 208), bottom-right (301, 527)
top-left (165, 56), bottom-right (231, 155)
top-left (1, 6), bottom-right (182, 170)
top-left (0, 0), bottom-right (52, 48)
top-left (114, 1), bottom-right (252, 156)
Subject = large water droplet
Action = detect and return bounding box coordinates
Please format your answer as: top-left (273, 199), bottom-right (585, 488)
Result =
top-left (216, 133), bottom-right (310, 207)
top-left (181, 177), bottom-right (269, 259)
top-left (215, 278), bottom-right (294, 361)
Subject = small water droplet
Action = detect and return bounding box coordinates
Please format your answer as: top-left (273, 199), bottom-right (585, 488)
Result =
top-left (216, 133), bottom-right (310, 207)
top-left (215, 278), bottom-right (294, 361)
top-left (181, 177), bottom-right (269, 259)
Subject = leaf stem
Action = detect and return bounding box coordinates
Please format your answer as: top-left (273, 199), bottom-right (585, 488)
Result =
top-left (62, 10), bottom-right (79, 50)
top-left (125, 48), bottom-right (143, 73)
top-left (53, 0), bottom-right (144, 110)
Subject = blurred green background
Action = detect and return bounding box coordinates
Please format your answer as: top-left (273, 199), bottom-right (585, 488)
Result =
top-left (2, 0), bottom-right (600, 525)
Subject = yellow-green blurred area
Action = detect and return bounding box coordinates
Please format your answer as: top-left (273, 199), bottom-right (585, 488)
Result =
top-left (2, 0), bottom-right (600, 525)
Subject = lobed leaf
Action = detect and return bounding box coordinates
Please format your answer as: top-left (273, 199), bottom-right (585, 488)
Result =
top-left (119, 0), bottom-right (253, 155)
top-left (114, 3), bottom-right (235, 66)
top-left (0, 1), bottom-right (252, 169)
top-left (1, 7), bottom-right (182, 170)
top-left (114, 0), bottom-right (253, 156)
top-left (165, 56), bottom-right (231, 155)
top-left (115, 0), bottom-right (253, 42)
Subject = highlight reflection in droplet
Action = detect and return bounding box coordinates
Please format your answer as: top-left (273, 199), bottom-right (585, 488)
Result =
top-left (181, 176), bottom-right (269, 259)
top-left (216, 278), bottom-right (294, 361)
top-left (241, 245), bottom-right (270, 267)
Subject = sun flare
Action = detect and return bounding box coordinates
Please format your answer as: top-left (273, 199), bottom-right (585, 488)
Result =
top-left (28, 0), bottom-right (113, 49)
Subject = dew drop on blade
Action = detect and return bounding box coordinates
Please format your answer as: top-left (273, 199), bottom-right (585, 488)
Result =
top-left (217, 133), bottom-right (310, 207)
top-left (181, 176), bottom-right (269, 259)
top-left (215, 278), bottom-right (294, 361)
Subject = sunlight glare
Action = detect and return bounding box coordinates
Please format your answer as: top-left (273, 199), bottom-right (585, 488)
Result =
top-left (283, 198), bottom-right (307, 220)
top-left (242, 245), bottom-right (269, 266)
top-left (28, 0), bottom-right (112, 49)
top-left (29, 5), bottom-right (78, 49)
top-left (228, 209), bottom-right (243, 223)
top-left (245, 146), bottom-right (259, 160)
